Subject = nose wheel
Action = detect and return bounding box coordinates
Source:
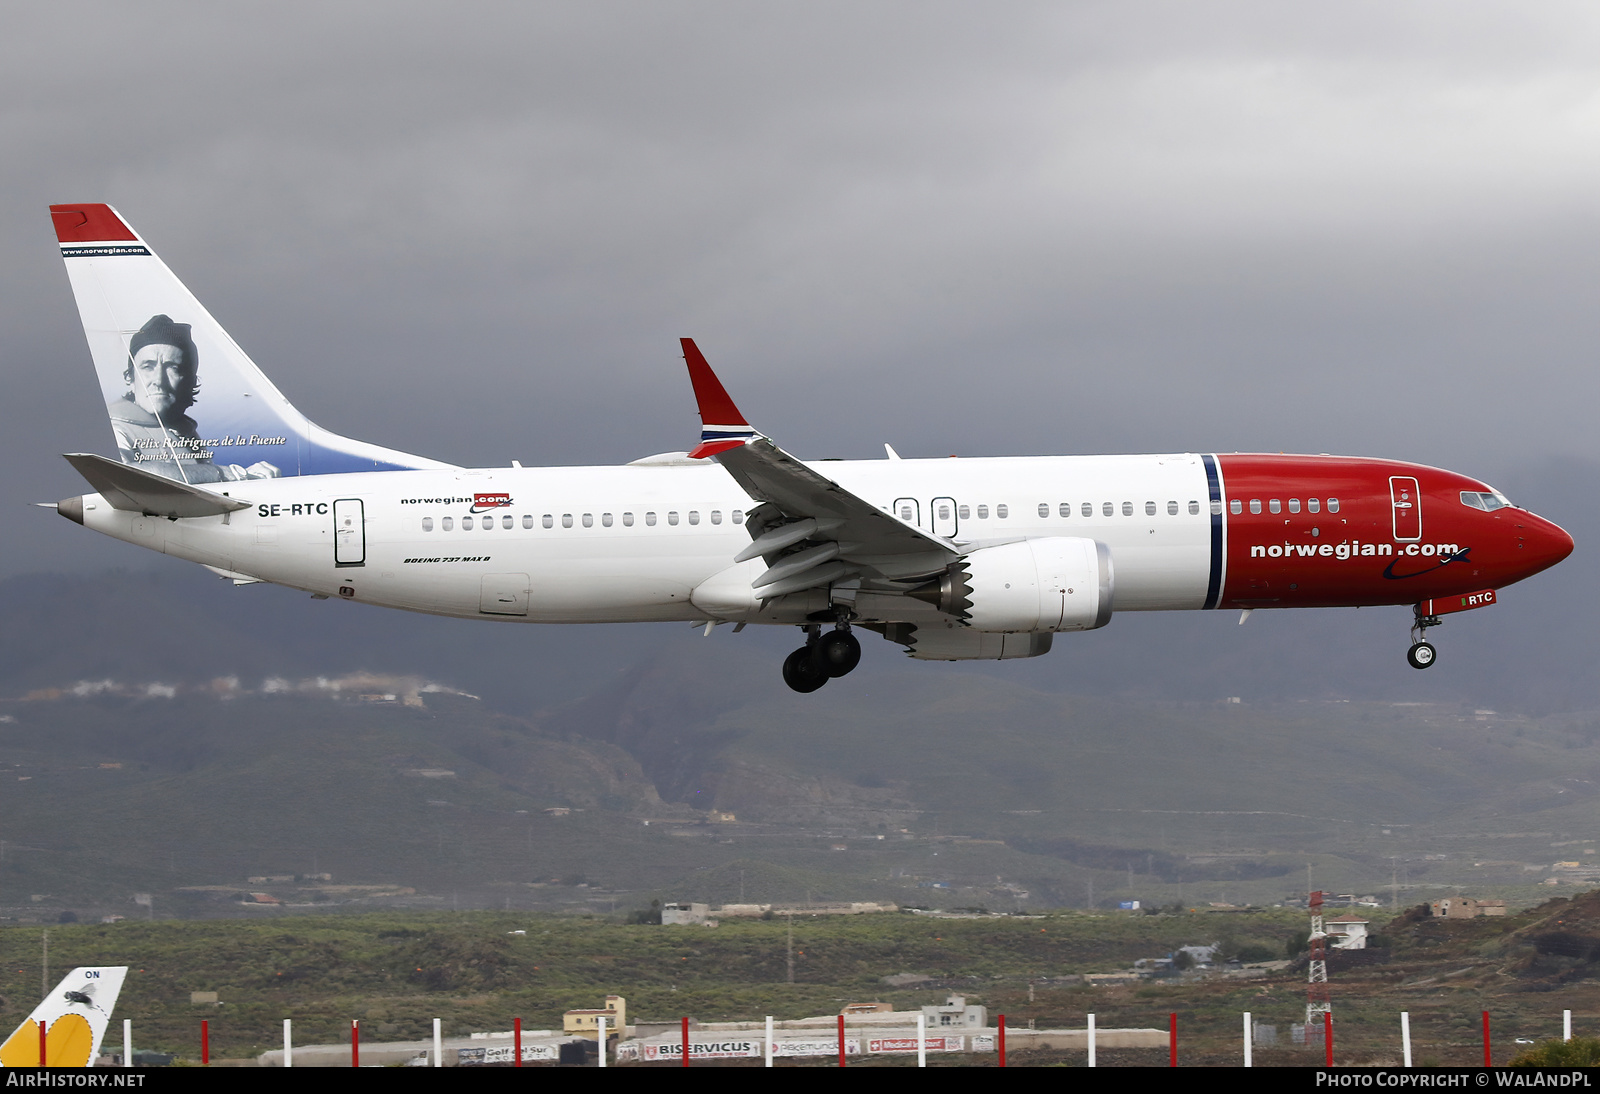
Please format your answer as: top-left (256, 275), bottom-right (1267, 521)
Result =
top-left (781, 623), bottom-right (862, 692)
top-left (1407, 609), bottom-right (1442, 670)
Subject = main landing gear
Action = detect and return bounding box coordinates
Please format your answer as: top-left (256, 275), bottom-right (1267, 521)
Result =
top-left (781, 622), bottom-right (862, 693)
top-left (1407, 609), bottom-right (1442, 670)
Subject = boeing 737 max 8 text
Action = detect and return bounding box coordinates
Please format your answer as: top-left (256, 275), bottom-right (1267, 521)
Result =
top-left (45, 204), bottom-right (1573, 691)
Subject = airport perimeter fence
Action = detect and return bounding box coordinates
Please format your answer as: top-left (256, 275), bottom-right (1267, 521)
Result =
top-left (71, 1007), bottom-right (1584, 1067)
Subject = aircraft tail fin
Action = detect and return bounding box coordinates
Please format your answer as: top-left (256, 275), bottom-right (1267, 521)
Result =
top-left (50, 204), bottom-right (453, 482)
top-left (0, 966), bottom-right (128, 1067)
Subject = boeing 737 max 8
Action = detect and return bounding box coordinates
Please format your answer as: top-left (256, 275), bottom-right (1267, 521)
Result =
top-left (45, 204), bottom-right (1573, 691)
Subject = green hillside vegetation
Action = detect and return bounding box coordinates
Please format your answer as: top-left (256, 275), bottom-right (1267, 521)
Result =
top-left (0, 907), bottom-right (1302, 1061)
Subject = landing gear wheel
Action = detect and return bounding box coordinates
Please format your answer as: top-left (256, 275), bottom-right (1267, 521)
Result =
top-left (817, 630), bottom-right (862, 677)
top-left (1407, 641), bottom-right (1437, 670)
top-left (782, 646), bottom-right (829, 693)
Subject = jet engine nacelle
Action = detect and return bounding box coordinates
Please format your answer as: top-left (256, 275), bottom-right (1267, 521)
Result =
top-left (914, 537), bottom-right (1113, 633)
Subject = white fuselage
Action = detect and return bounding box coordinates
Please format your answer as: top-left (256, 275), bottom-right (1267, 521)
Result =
top-left (77, 453), bottom-right (1218, 624)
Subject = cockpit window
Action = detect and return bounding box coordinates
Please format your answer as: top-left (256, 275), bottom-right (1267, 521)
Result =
top-left (1460, 490), bottom-right (1512, 511)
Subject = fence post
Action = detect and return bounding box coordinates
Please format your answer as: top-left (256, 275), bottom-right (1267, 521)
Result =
top-left (351, 1019), bottom-right (359, 1068)
top-left (1482, 1011), bottom-right (1491, 1067)
top-left (598, 1016), bottom-right (607, 1068)
top-left (1324, 1013), bottom-right (1333, 1068)
top-left (433, 1017), bottom-right (442, 1068)
top-left (765, 1015), bottom-right (773, 1068)
top-left (284, 1018), bottom-right (292, 1068)
top-left (1565, 1010), bottom-right (1573, 1043)
top-left (123, 1018), bottom-right (132, 1069)
top-left (1169, 1013), bottom-right (1176, 1067)
top-left (681, 1016), bottom-right (689, 1067)
top-left (514, 1017), bottom-right (521, 1068)
top-left (998, 1013), bottom-right (1006, 1067)
top-left (917, 1013), bottom-right (926, 1068)
top-left (1243, 1011), bottom-right (1252, 1067)
top-left (837, 1014), bottom-right (846, 1067)
top-left (38, 1020), bottom-right (46, 1067)
top-left (1088, 1012), bottom-right (1096, 1068)
top-left (1401, 1011), bottom-right (1411, 1068)
top-left (201, 1019), bottom-right (208, 1066)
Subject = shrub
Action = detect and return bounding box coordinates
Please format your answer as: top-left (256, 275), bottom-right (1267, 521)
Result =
top-left (1509, 1037), bottom-right (1600, 1066)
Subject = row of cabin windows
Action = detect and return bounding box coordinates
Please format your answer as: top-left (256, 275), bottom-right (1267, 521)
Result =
top-left (1040, 500), bottom-right (1203, 518)
top-left (421, 509), bottom-right (746, 532)
top-left (1230, 497), bottom-right (1341, 516)
top-left (905, 500), bottom-right (1206, 523)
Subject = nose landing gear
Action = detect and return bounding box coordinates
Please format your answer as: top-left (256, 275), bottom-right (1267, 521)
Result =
top-left (1407, 609), bottom-right (1442, 670)
top-left (781, 622), bottom-right (863, 692)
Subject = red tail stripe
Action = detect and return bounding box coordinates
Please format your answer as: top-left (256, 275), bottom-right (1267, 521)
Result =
top-left (50, 204), bottom-right (138, 243)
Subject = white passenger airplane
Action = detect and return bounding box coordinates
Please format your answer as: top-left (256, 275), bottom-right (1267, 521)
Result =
top-left (48, 204), bottom-right (1573, 691)
top-left (0, 966), bottom-right (128, 1067)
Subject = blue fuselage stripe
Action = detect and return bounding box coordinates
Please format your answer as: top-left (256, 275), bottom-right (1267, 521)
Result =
top-left (1202, 453), bottom-right (1224, 610)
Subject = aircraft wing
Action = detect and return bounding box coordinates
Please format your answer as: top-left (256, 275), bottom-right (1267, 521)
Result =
top-left (682, 339), bottom-right (957, 597)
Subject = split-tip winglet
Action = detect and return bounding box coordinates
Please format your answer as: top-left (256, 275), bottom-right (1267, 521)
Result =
top-left (682, 338), bottom-right (757, 459)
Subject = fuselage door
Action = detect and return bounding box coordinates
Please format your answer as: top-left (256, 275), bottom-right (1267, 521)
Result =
top-left (333, 498), bottom-right (366, 565)
top-left (1390, 477), bottom-right (1421, 542)
top-left (892, 497), bottom-right (921, 529)
top-left (930, 496), bottom-right (958, 538)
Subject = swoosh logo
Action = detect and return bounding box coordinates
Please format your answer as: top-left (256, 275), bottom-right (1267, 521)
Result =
top-left (1382, 547), bottom-right (1472, 580)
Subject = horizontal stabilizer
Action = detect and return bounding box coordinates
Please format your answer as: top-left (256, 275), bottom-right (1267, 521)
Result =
top-left (63, 453), bottom-right (251, 518)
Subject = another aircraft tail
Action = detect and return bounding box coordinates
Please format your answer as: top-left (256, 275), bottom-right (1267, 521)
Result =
top-left (50, 204), bottom-right (453, 483)
top-left (0, 966), bottom-right (128, 1067)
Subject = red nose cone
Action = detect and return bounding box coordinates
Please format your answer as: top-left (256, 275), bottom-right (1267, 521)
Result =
top-left (1522, 513), bottom-right (1574, 577)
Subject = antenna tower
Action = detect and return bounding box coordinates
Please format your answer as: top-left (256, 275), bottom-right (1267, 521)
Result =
top-left (1306, 889), bottom-right (1330, 1031)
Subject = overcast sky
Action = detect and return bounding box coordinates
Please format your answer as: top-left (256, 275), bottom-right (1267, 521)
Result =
top-left (4, 1), bottom-right (1597, 577)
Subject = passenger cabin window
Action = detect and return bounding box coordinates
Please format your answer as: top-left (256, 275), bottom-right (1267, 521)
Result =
top-left (977, 505), bottom-right (989, 519)
top-left (960, 504), bottom-right (971, 519)
top-left (1327, 498), bottom-right (1340, 513)
top-left (1268, 499), bottom-right (1281, 514)
top-left (1146, 501), bottom-right (1157, 516)
top-left (996, 504), bottom-right (1008, 519)
top-left (645, 512), bottom-right (657, 526)
top-left (522, 515), bottom-right (533, 528)
top-left (668, 511), bottom-right (680, 526)
top-left (1210, 500), bottom-right (1222, 515)
top-left (1167, 501), bottom-right (1178, 515)
top-left (602, 513), bottom-right (613, 527)
top-left (1038, 503), bottom-right (1049, 518)
top-left (688, 511), bottom-right (700, 525)
top-left (1288, 498), bottom-right (1301, 514)
top-left (1230, 499), bottom-right (1242, 515)
top-left (1308, 499), bottom-right (1320, 514)
top-left (732, 510), bottom-right (744, 524)
top-left (442, 517), bottom-right (454, 531)
top-left (542, 514), bottom-right (553, 529)
top-left (623, 512), bottom-right (635, 526)
top-left (1121, 502), bottom-right (1133, 516)
top-left (1082, 502), bottom-right (1093, 518)
top-left (463, 516), bottom-right (475, 530)
top-left (900, 504), bottom-right (914, 520)
top-left (562, 514), bottom-right (573, 528)
top-left (710, 510), bottom-right (722, 525)
top-left (1249, 499), bottom-right (1261, 514)
top-left (1102, 502), bottom-right (1113, 517)
top-left (1059, 503), bottom-right (1071, 518)
top-left (938, 503), bottom-right (952, 521)
top-left (422, 517), bottom-right (433, 531)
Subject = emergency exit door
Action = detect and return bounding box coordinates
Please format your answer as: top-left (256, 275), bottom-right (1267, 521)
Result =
top-left (334, 498), bottom-right (365, 565)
